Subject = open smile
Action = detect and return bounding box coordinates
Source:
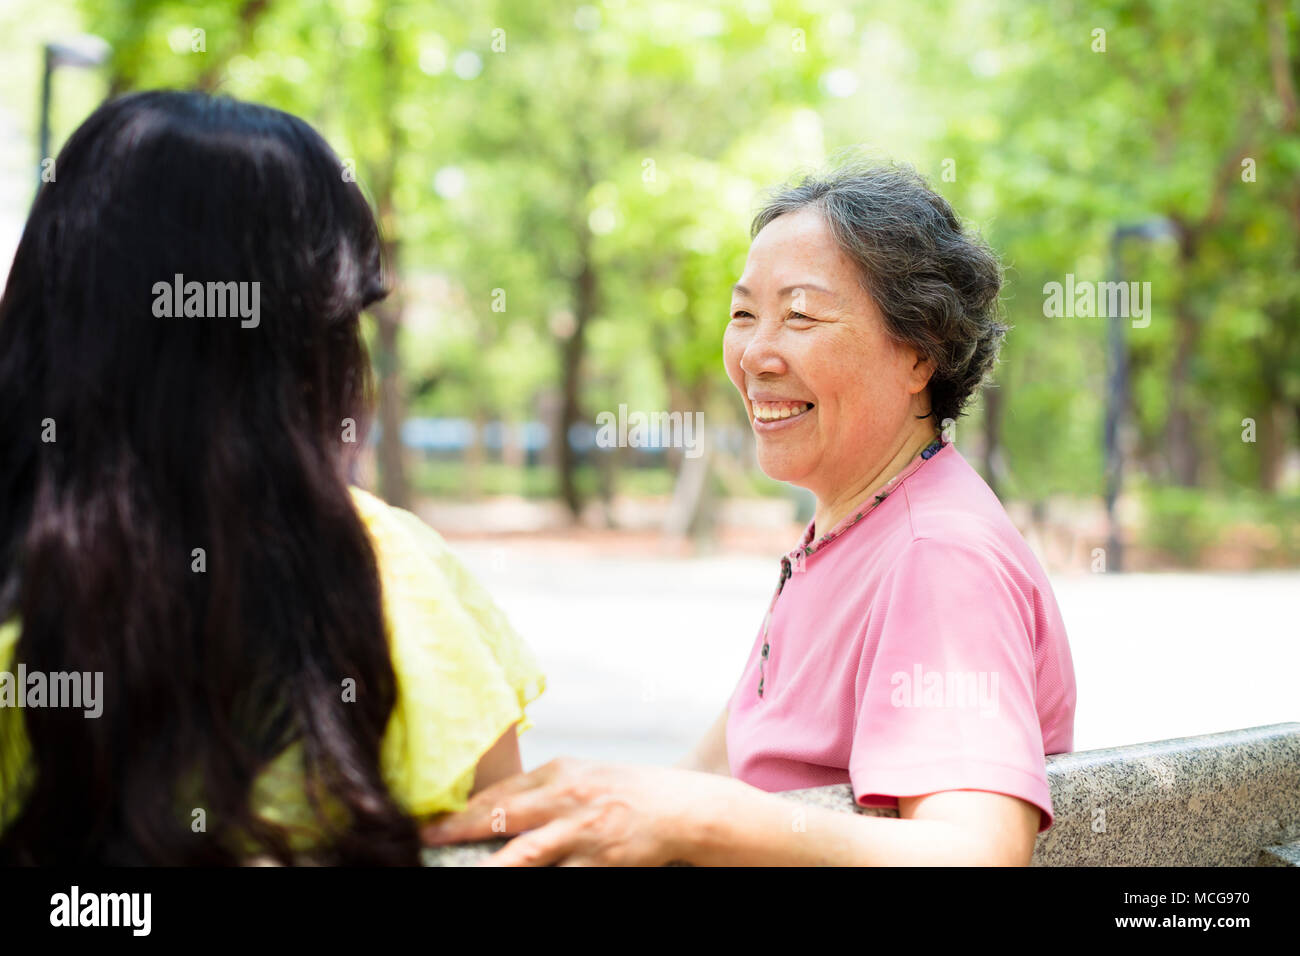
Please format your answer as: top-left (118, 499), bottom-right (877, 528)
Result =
top-left (750, 400), bottom-right (815, 431)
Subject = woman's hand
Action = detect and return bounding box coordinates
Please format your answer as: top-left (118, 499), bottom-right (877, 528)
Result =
top-left (421, 757), bottom-right (737, 866)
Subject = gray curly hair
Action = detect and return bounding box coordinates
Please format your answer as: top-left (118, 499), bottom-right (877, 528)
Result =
top-left (751, 161), bottom-right (1006, 425)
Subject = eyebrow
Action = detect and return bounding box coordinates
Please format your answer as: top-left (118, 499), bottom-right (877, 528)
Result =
top-left (731, 282), bottom-right (835, 298)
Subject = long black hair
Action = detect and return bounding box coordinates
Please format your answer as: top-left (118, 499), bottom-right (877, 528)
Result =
top-left (0, 90), bottom-right (419, 864)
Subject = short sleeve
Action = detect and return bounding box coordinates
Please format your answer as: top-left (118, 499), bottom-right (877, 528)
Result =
top-left (383, 506), bottom-right (544, 717)
top-left (849, 536), bottom-right (1055, 832)
top-left (0, 620), bottom-right (33, 833)
top-left (350, 487), bottom-right (546, 818)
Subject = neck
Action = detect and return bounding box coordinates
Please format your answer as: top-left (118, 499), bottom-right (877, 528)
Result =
top-left (811, 419), bottom-right (939, 538)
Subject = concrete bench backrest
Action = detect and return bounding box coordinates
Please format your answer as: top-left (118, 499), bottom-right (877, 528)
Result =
top-left (422, 722), bottom-right (1300, 866)
top-left (1032, 721), bottom-right (1300, 865)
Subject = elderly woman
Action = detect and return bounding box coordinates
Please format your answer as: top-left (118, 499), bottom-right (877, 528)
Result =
top-left (424, 162), bottom-right (1077, 866)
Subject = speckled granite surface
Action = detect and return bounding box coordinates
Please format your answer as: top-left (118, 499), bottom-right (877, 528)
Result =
top-left (1031, 722), bottom-right (1300, 866)
top-left (422, 722), bottom-right (1300, 866)
top-left (1261, 840), bottom-right (1300, 866)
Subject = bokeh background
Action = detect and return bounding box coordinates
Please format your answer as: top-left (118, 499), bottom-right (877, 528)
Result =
top-left (1, 0), bottom-right (1296, 766)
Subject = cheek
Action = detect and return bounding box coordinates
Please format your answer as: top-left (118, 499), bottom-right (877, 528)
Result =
top-left (814, 333), bottom-right (906, 421)
top-left (722, 330), bottom-right (745, 388)
top-left (797, 335), bottom-right (853, 407)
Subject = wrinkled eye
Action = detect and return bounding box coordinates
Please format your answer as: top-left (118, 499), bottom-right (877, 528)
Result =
top-left (730, 309), bottom-right (755, 320)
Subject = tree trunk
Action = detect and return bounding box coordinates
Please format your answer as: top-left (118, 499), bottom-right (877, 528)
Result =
top-left (1165, 232), bottom-right (1203, 487)
top-left (1258, 400), bottom-right (1285, 493)
top-left (373, 295), bottom-right (409, 508)
top-left (556, 231), bottom-right (597, 521)
top-left (981, 383), bottom-right (1004, 498)
top-left (1165, 307), bottom-right (1202, 487)
top-left (664, 436), bottom-right (714, 543)
top-left (662, 383), bottom-right (716, 543)
top-left (371, 18), bottom-right (410, 507)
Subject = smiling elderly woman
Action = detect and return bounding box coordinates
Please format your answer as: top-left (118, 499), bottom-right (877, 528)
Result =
top-left (424, 161), bottom-right (1078, 866)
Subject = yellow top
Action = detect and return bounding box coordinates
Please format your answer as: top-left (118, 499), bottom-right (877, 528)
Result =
top-left (0, 485), bottom-right (545, 844)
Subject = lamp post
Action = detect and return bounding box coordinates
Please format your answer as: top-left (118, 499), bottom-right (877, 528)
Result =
top-left (36, 35), bottom-right (109, 194)
top-left (1105, 218), bottom-right (1176, 571)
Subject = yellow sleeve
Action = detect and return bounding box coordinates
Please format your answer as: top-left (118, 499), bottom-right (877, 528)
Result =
top-left (0, 619), bottom-right (32, 832)
top-left (350, 487), bottom-right (545, 818)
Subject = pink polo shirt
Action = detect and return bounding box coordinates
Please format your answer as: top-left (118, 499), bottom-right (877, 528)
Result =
top-left (726, 442), bottom-right (1076, 833)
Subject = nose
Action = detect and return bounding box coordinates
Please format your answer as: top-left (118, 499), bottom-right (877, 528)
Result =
top-left (739, 320), bottom-right (788, 379)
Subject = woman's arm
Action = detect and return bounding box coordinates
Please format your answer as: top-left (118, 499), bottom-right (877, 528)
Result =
top-left (676, 708), bottom-right (730, 776)
top-left (423, 759), bottom-right (1040, 866)
top-left (689, 784), bottom-right (1041, 866)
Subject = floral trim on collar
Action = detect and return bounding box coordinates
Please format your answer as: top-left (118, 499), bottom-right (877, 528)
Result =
top-left (796, 437), bottom-right (946, 560)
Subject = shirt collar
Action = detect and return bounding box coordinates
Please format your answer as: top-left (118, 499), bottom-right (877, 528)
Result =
top-left (783, 438), bottom-right (946, 568)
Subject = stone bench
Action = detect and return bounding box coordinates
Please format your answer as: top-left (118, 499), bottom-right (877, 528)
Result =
top-left (422, 722), bottom-right (1300, 866)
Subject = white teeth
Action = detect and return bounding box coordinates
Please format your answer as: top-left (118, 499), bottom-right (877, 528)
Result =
top-left (753, 402), bottom-right (811, 422)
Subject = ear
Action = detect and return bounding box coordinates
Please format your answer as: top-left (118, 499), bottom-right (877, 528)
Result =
top-left (906, 349), bottom-right (936, 395)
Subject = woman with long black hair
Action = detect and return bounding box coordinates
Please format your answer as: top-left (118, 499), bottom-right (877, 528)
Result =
top-left (0, 90), bottom-right (543, 865)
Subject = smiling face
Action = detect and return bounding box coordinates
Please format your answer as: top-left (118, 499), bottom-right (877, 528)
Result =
top-left (724, 206), bottom-right (935, 502)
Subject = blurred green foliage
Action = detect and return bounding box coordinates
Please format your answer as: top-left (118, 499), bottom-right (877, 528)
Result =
top-left (1140, 484), bottom-right (1300, 566)
top-left (3, 0), bottom-right (1298, 563)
